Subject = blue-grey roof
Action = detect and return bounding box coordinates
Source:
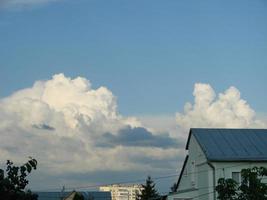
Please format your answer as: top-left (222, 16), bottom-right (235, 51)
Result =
top-left (186, 128), bottom-right (267, 161)
top-left (35, 191), bottom-right (111, 200)
top-left (35, 192), bottom-right (70, 200)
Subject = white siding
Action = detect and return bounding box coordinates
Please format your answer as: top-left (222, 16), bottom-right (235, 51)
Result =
top-left (168, 135), bottom-right (267, 200)
top-left (168, 135), bottom-right (213, 200)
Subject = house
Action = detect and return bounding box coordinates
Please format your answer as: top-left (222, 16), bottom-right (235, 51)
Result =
top-left (35, 191), bottom-right (112, 200)
top-left (64, 191), bottom-right (76, 200)
top-left (168, 128), bottom-right (267, 200)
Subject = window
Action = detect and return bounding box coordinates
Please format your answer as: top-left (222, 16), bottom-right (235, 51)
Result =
top-left (232, 172), bottom-right (241, 184)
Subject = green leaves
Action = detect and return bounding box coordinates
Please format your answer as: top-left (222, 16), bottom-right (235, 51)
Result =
top-left (25, 163), bottom-right (32, 173)
top-left (74, 192), bottom-right (85, 200)
top-left (238, 167), bottom-right (267, 200)
top-left (216, 178), bottom-right (238, 200)
top-left (137, 176), bottom-right (159, 200)
top-left (216, 167), bottom-right (267, 200)
top-left (28, 158), bottom-right (37, 170)
top-left (0, 158), bottom-right (38, 200)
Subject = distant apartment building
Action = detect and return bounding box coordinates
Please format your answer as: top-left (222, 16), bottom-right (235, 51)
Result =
top-left (99, 184), bottom-right (142, 200)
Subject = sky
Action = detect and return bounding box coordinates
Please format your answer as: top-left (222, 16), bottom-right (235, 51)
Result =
top-left (0, 0), bottom-right (267, 193)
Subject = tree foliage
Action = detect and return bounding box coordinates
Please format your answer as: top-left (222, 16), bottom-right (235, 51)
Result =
top-left (238, 167), bottom-right (267, 200)
top-left (73, 192), bottom-right (85, 200)
top-left (137, 176), bottom-right (159, 200)
top-left (215, 166), bottom-right (267, 200)
top-left (0, 158), bottom-right (38, 200)
top-left (216, 178), bottom-right (238, 200)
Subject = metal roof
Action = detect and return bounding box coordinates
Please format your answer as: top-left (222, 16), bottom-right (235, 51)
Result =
top-left (187, 128), bottom-right (267, 161)
top-left (35, 191), bottom-right (112, 200)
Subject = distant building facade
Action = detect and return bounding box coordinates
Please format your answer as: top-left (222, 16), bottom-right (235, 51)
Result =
top-left (100, 184), bottom-right (142, 200)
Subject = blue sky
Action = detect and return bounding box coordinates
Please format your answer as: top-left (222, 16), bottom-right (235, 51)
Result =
top-left (0, 0), bottom-right (267, 115)
top-left (0, 0), bottom-right (267, 192)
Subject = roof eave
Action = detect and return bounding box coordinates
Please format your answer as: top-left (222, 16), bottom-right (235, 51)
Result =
top-left (175, 155), bottom-right (189, 192)
top-left (185, 128), bottom-right (193, 150)
top-left (208, 159), bottom-right (267, 162)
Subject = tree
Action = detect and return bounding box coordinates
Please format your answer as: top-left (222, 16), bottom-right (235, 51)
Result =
top-left (215, 178), bottom-right (238, 200)
top-left (238, 167), bottom-right (267, 200)
top-left (0, 158), bottom-right (38, 200)
top-left (73, 192), bottom-right (84, 200)
top-left (215, 166), bottom-right (267, 200)
top-left (137, 176), bottom-right (159, 200)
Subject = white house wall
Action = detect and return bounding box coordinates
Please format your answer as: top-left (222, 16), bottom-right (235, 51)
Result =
top-left (168, 133), bottom-right (267, 200)
top-left (168, 135), bottom-right (213, 200)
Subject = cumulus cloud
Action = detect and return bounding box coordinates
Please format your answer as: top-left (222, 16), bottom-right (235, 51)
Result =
top-left (2, 77), bottom-right (264, 190)
top-left (176, 83), bottom-right (266, 130)
top-left (0, 74), bottom-right (180, 190)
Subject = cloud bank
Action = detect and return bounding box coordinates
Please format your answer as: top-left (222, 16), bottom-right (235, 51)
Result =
top-left (0, 77), bottom-right (266, 190)
top-left (176, 83), bottom-right (266, 129)
top-left (0, 74), bottom-right (180, 190)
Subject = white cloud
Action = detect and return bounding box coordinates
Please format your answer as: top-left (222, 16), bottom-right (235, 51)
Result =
top-left (176, 83), bottom-right (266, 130)
top-left (0, 74), bottom-right (179, 190)
top-left (1, 74), bottom-right (140, 134)
top-left (1, 78), bottom-right (266, 190)
top-left (0, 0), bottom-right (62, 9)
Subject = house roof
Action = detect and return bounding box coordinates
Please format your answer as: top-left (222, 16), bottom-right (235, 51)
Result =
top-left (186, 128), bottom-right (267, 161)
top-left (35, 192), bottom-right (71, 200)
top-left (35, 191), bottom-right (112, 200)
top-left (64, 191), bottom-right (76, 200)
